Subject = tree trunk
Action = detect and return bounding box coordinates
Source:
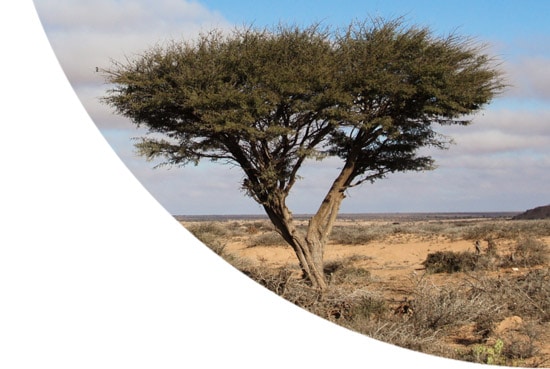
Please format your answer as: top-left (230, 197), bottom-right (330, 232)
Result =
top-left (262, 198), bottom-right (328, 291)
top-left (262, 161), bottom-right (356, 292)
top-left (298, 235), bottom-right (328, 290)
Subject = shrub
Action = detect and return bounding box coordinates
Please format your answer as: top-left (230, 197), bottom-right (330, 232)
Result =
top-left (200, 235), bottom-right (227, 255)
top-left (422, 250), bottom-right (479, 273)
top-left (423, 238), bottom-right (548, 274)
top-left (504, 237), bottom-right (549, 268)
top-left (411, 281), bottom-right (503, 332)
top-left (352, 294), bottom-right (387, 320)
top-left (360, 320), bottom-right (444, 354)
top-left (242, 266), bottom-right (295, 296)
top-left (186, 222), bottom-right (228, 255)
top-left (463, 333), bottom-right (539, 366)
top-left (243, 220), bottom-right (275, 235)
top-left (247, 231), bottom-right (286, 247)
top-left (465, 268), bottom-right (550, 324)
top-left (505, 268), bottom-right (550, 322)
top-left (186, 221), bottom-right (228, 238)
top-left (500, 321), bottom-right (540, 362)
top-left (329, 225), bottom-right (380, 245)
top-left (460, 220), bottom-right (550, 241)
top-left (324, 256), bottom-right (372, 285)
top-left (470, 339), bottom-right (507, 365)
top-left (331, 266), bottom-right (371, 285)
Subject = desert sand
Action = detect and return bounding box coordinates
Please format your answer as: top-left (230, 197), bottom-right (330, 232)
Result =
top-left (182, 216), bottom-right (550, 366)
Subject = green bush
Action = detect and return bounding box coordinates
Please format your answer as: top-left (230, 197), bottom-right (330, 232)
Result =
top-left (471, 339), bottom-right (506, 365)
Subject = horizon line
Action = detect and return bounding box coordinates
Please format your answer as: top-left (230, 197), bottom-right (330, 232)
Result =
top-left (174, 211), bottom-right (522, 219)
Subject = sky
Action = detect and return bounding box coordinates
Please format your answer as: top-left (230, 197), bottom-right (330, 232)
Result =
top-left (33, 0), bottom-right (550, 215)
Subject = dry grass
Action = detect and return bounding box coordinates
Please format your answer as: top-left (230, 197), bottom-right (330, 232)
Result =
top-left (183, 216), bottom-right (550, 367)
top-left (422, 236), bottom-right (549, 274)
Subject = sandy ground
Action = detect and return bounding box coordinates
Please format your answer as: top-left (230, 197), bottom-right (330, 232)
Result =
top-left (216, 220), bottom-right (550, 366)
top-left (230, 234), bottom-right (474, 274)
top-left (183, 218), bottom-right (550, 366)
top-left (224, 220), bottom-right (513, 283)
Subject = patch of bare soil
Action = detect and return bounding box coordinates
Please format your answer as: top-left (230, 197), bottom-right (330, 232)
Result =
top-left (184, 218), bottom-right (550, 367)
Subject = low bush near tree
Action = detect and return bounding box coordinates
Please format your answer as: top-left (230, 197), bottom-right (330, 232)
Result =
top-left (184, 217), bottom-right (550, 366)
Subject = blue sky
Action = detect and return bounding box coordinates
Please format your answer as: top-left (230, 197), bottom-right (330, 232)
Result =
top-left (33, 0), bottom-right (550, 215)
top-left (202, 0), bottom-right (548, 42)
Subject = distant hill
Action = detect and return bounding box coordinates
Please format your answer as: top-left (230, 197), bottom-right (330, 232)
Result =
top-left (512, 204), bottom-right (550, 220)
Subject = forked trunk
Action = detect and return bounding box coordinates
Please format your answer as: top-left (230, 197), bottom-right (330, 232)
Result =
top-left (263, 201), bottom-right (328, 291)
top-left (262, 162), bottom-right (355, 291)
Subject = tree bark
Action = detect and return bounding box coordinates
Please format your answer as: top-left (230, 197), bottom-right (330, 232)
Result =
top-left (262, 197), bottom-right (328, 291)
top-left (263, 160), bottom-right (357, 291)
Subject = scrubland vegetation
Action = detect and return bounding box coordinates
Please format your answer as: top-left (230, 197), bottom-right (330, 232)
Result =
top-left (184, 217), bottom-right (550, 367)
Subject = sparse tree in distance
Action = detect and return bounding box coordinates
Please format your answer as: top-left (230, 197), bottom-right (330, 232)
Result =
top-left (103, 19), bottom-right (504, 290)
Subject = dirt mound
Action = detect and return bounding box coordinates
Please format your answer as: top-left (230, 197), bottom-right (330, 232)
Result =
top-left (513, 204), bottom-right (550, 220)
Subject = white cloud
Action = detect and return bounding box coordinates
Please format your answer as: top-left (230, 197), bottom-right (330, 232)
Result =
top-left (35, 0), bottom-right (228, 32)
top-left (436, 108), bottom-right (550, 157)
top-left (36, 0), bottom-right (224, 32)
top-left (474, 108), bottom-right (550, 135)
top-left (32, 0), bottom-right (234, 155)
top-left (448, 129), bottom-right (548, 155)
top-left (34, 0), bottom-right (231, 85)
top-left (503, 56), bottom-right (550, 101)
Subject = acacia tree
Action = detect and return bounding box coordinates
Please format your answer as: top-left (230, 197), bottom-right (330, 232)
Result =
top-left (103, 19), bottom-right (504, 290)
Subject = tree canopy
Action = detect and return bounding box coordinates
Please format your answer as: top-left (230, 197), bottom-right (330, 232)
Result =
top-left (103, 19), bottom-right (505, 290)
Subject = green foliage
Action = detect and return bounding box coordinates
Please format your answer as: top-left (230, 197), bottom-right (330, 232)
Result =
top-left (471, 339), bottom-right (506, 365)
top-left (103, 19), bottom-right (504, 206)
top-left (105, 20), bottom-right (504, 289)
